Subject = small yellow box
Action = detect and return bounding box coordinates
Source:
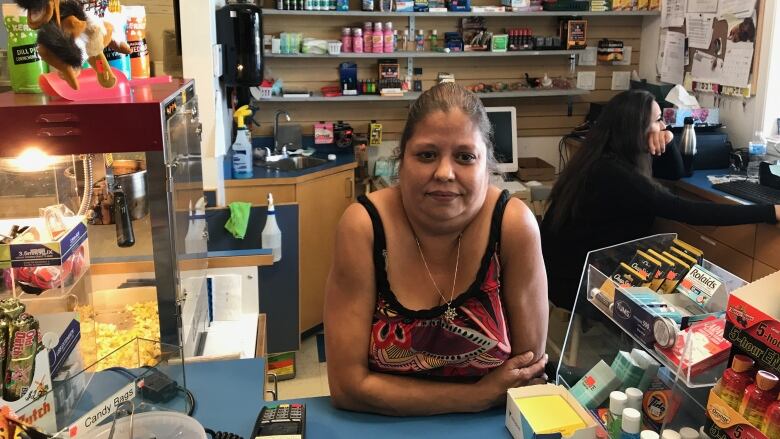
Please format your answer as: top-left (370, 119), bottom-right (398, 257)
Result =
top-left (506, 384), bottom-right (597, 439)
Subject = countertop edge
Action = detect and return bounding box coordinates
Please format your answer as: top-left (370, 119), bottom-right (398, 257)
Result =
top-left (225, 162), bottom-right (358, 187)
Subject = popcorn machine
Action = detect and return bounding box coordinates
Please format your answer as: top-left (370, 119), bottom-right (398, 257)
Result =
top-left (0, 79), bottom-right (208, 360)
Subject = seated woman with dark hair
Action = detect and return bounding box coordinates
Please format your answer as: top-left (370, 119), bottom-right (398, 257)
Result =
top-left (541, 89), bottom-right (780, 312)
top-left (324, 83), bottom-right (549, 416)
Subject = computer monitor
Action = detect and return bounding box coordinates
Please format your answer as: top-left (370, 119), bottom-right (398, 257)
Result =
top-left (486, 107), bottom-right (518, 173)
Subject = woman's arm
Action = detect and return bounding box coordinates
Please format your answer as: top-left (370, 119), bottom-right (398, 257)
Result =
top-left (499, 198), bottom-right (549, 363)
top-left (325, 202), bottom-right (545, 416)
top-left (604, 161), bottom-right (778, 226)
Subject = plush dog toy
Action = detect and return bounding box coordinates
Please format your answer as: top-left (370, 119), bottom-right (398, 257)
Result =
top-left (15, 0), bottom-right (132, 90)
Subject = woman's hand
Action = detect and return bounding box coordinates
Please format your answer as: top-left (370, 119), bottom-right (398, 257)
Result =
top-left (648, 129), bottom-right (674, 156)
top-left (476, 351), bottom-right (548, 409)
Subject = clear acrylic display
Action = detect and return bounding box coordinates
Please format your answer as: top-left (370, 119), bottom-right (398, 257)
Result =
top-left (16, 337), bottom-right (188, 437)
top-left (556, 233), bottom-right (748, 433)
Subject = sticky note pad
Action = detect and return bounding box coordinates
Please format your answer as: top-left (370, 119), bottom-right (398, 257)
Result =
top-left (514, 395), bottom-right (587, 436)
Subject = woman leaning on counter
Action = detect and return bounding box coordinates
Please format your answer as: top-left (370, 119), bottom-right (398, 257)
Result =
top-left (541, 89), bottom-right (780, 313)
top-left (324, 83), bottom-right (548, 416)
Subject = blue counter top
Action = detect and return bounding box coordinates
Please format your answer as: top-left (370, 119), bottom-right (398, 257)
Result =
top-left (676, 168), bottom-right (753, 205)
top-left (188, 358), bottom-right (509, 438)
top-left (227, 152), bottom-right (357, 180)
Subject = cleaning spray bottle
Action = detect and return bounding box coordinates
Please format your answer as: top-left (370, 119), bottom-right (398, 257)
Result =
top-left (232, 105), bottom-right (254, 179)
top-left (262, 193), bottom-right (282, 262)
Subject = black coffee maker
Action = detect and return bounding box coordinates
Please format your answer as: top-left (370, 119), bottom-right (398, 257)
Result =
top-left (216, 1), bottom-right (264, 87)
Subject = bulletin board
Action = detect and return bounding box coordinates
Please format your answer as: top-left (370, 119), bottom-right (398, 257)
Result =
top-left (660, 0), bottom-right (763, 95)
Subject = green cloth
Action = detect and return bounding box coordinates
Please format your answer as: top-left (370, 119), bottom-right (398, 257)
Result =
top-left (224, 201), bottom-right (252, 239)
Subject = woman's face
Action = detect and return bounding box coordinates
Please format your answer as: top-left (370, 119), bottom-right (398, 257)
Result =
top-left (398, 109), bottom-right (489, 226)
top-left (648, 101), bottom-right (666, 137)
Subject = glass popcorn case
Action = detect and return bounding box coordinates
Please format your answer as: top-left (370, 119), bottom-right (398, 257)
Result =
top-left (0, 79), bottom-right (209, 382)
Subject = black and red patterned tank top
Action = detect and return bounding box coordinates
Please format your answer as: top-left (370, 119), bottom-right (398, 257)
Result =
top-left (358, 190), bottom-right (512, 380)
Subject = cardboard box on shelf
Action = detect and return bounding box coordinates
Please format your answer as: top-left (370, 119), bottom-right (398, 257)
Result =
top-left (9, 216), bottom-right (89, 298)
top-left (516, 157), bottom-right (555, 182)
top-left (506, 384), bottom-right (598, 439)
top-left (704, 270), bottom-right (780, 439)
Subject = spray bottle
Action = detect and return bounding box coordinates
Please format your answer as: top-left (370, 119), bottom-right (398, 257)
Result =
top-left (262, 193), bottom-right (282, 262)
top-left (232, 105), bottom-right (254, 179)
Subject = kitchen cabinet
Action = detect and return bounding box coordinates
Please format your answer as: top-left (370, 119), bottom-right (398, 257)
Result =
top-left (224, 163), bottom-right (357, 333)
top-left (297, 169), bottom-right (356, 332)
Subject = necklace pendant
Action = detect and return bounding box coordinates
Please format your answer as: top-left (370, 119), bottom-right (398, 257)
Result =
top-left (442, 305), bottom-right (457, 323)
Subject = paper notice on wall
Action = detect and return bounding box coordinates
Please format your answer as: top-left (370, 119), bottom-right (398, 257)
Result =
top-left (656, 32), bottom-right (666, 76)
top-left (686, 13), bottom-right (715, 49)
top-left (578, 47), bottom-right (597, 66)
top-left (660, 31), bottom-right (686, 85)
top-left (616, 46), bottom-right (632, 66)
top-left (576, 71), bottom-right (596, 91)
top-left (718, 0), bottom-right (755, 18)
top-left (691, 50), bottom-right (722, 83)
top-left (687, 0), bottom-right (717, 13)
top-left (720, 41), bottom-right (754, 87)
top-left (662, 0), bottom-right (686, 28)
top-left (612, 71), bottom-right (631, 90)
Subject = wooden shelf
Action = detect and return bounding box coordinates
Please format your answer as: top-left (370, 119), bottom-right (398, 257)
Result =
top-left (265, 50), bottom-right (578, 58)
top-left (262, 8), bottom-right (660, 17)
top-left (259, 88), bottom-right (588, 102)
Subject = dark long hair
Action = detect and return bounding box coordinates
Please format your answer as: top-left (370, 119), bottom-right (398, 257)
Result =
top-left (546, 89), bottom-right (658, 231)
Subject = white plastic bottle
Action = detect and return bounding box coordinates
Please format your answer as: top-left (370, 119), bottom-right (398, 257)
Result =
top-left (232, 105), bottom-right (254, 179)
top-left (747, 130), bottom-right (767, 180)
top-left (262, 193), bottom-right (282, 262)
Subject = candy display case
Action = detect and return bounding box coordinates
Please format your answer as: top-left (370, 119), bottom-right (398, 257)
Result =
top-left (15, 337), bottom-right (188, 438)
top-left (0, 79), bottom-right (209, 361)
top-left (556, 233), bottom-right (747, 435)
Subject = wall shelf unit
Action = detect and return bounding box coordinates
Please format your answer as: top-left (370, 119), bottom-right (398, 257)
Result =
top-left (262, 9), bottom-right (661, 17)
top-left (265, 49), bottom-right (579, 58)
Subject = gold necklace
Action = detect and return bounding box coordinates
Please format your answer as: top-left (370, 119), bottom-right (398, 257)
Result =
top-left (414, 233), bottom-right (462, 324)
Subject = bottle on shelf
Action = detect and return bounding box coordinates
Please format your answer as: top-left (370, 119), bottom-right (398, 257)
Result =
top-left (660, 431), bottom-right (681, 439)
top-left (383, 22), bottom-right (393, 53)
top-left (352, 27), bottom-right (364, 53)
top-left (640, 432), bottom-right (659, 439)
top-left (741, 370), bottom-right (779, 430)
top-left (748, 130), bottom-right (767, 180)
top-left (413, 67), bottom-right (423, 92)
top-left (607, 391), bottom-right (627, 439)
top-left (764, 394), bottom-right (780, 439)
top-left (677, 428), bottom-right (699, 439)
top-left (373, 22), bottom-right (384, 53)
top-left (364, 22), bottom-right (374, 53)
top-left (362, 0), bottom-right (374, 11)
top-left (401, 27), bottom-right (409, 52)
top-left (415, 29), bottom-right (425, 51)
top-left (625, 388), bottom-right (643, 414)
top-left (620, 408), bottom-right (641, 439)
top-left (719, 355), bottom-right (755, 411)
top-left (392, 29), bottom-right (398, 52)
top-left (342, 27), bottom-right (353, 53)
top-left (429, 29), bottom-right (439, 52)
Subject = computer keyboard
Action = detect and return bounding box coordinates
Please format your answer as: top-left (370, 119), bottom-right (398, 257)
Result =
top-left (712, 180), bottom-right (780, 204)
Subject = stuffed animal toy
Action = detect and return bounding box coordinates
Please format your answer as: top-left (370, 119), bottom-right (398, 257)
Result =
top-left (15, 0), bottom-right (132, 90)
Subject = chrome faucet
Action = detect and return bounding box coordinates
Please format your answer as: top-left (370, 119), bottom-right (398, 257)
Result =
top-left (274, 110), bottom-right (291, 154)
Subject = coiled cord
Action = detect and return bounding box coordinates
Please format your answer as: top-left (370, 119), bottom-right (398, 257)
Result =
top-left (77, 154), bottom-right (94, 217)
top-left (205, 428), bottom-right (243, 439)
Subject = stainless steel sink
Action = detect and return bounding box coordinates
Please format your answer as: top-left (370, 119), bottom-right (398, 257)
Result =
top-left (262, 156), bottom-right (327, 171)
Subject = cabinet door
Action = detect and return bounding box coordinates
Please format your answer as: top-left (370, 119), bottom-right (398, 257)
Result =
top-left (225, 184), bottom-right (296, 205)
top-left (752, 260), bottom-right (778, 281)
top-left (297, 169), bottom-right (355, 333)
top-left (653, 218), bottom-right (754, 281)
top-left (755, 224), bottom-right (780, 270)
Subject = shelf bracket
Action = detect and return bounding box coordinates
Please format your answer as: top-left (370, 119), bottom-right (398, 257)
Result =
top-left (407, 16), bottom-right (415, 82)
